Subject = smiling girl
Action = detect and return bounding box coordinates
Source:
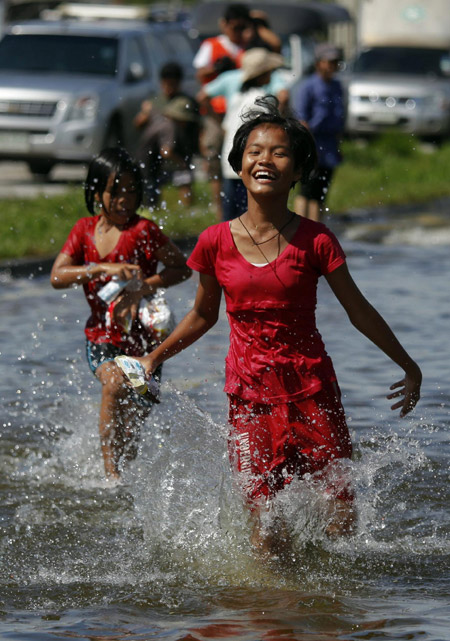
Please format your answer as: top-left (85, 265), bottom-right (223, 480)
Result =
top-left (137, 98), bottom-right (421, 551)
top-left (50, 147), bottom-right (191, 479)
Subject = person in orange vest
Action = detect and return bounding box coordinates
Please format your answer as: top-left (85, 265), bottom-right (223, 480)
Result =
top-left (193, 3), bottom-right (251, 221)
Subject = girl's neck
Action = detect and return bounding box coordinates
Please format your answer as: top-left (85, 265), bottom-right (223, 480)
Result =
top-left (244, 193), bottom-right (291, 229)
top-left (97, 211), bottom-right (134, 232)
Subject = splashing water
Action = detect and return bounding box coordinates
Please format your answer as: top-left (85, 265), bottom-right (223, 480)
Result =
top-left (0, 214), bottom-right (449, 639)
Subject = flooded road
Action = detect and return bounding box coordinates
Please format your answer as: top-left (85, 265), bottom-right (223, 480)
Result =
top-left (0, 210), bottom-right (449, 640)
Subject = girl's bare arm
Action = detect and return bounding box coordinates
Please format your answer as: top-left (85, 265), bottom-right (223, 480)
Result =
top-left (325, 263), bottom-right (422, 416)
top-left (50, 252), bottom-right (141, 289)
top-left (139, 272), bottom-right (222, 373)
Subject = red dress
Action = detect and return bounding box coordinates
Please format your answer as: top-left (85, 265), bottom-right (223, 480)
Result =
top-left (61, 214), bottom-right (168, 355)
top-left (187, 217), bottom-right (353, 503)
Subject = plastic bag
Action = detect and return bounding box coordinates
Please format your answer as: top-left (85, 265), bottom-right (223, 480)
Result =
top-left (138, 289), bottom-right (175, 344)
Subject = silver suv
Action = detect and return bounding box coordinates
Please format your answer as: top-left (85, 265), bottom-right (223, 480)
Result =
top-left (0, 18), bottom-right (198, 175)
top-left (343, 46), bottom-right (450, 139)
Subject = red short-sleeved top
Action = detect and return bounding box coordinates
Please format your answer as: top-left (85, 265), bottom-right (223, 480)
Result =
top-left (187, 217), bottom-right (346, 404)
top-left (61, 214), bottom-right (169, 354)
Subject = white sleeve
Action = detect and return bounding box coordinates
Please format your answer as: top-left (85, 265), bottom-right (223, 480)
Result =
top-left (193, 41), bottom-right (213, 69)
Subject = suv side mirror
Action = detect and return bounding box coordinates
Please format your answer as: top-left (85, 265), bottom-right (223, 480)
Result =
top-left (126, 62), bottom-right (145, 83)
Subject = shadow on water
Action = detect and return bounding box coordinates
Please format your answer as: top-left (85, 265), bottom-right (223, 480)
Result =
top-left (0, 208), bottom-right (449, 639)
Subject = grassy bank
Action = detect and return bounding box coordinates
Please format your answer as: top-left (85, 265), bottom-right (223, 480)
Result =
top-left (1, 183), bottom-right (214, 261)
top-left (2, 133), bottom-right (450, 261)
top-left (328, 133), bottom-right (450, 212)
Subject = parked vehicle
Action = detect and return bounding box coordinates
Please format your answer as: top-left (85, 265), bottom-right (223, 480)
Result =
top-left (343, 0), bottom-right (450, 139)
top-left (0, 8), bottom-right (198, 176)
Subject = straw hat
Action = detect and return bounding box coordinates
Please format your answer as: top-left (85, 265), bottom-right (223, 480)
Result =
top-left (163, 96), bottom-right (199, 122)
top-left (241, 47), bottom-right (284, 83)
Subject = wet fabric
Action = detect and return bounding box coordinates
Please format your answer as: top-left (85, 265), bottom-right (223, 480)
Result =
top-left (228, 385), bottom-right (353, 504)
top-left (61, 215), bottom-right (168, 354)
top-left (187, 217), bottom-right (346, 403)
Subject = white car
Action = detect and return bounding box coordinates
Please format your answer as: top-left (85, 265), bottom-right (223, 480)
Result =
top-left (343, 45), bottom-right (450, 139)
top-left (0, 16), bottom-right (198, 176)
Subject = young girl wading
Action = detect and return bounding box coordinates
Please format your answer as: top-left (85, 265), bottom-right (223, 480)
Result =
top-left (51, 148), bottom-right (191, 480)
top-left (137, 97), bottom-right (422, 549)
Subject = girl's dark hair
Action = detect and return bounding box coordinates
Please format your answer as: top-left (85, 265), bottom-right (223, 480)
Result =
top-left (84, 147), bottom-right (143, 215)
top-left (228, 95), bottom-right (318, 184)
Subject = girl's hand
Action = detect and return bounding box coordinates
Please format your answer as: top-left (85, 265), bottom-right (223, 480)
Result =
top-left (101, 263), bottom-right (142, 282)
top-left (387, 366), bottom-right (422, 417)
top-left (134, 354), bottom-right (157, 376)
top-left (112, 288), bottom-right (143, 327)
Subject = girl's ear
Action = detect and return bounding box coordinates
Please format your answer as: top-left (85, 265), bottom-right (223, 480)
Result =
top-left (93, 191), bottom-right (103, 213)
top-left (238, 170), bottom-right (242, 177)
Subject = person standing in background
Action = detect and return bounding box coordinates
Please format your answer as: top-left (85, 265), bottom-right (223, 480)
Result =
top-left (243, 9), bottom-right (281, 53)
top-left (133, 62), bottom-right (187, 131)
top-left (293, 43), bottom-right (345, 222)
top-left (193, 3), bottom-right (251, 221)
top-left (134, 63), bottom-right (199, 208)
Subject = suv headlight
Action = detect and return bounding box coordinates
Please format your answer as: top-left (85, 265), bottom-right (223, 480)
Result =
top-left (68, 95), bottom-right (99, 121)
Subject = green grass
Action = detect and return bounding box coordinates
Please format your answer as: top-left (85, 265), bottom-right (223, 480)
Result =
top-left (2, 133), bottom-right (450, 260)
top-left (0, 183), bottom-right (216, 261)
top-left (2, 191), bottom-right (86, 260)
top-left (328, 133), bottom-right (450, 212)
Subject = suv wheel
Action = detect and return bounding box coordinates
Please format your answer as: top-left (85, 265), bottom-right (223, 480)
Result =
top-left (28, 160), bottom-right (54, 179)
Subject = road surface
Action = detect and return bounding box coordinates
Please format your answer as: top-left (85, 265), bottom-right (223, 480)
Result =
top-left (0, 161), bottom-right (86, 199)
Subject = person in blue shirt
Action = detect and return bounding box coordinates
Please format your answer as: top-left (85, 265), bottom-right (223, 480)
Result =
top-left (293, 43), bottom-right (345, 222)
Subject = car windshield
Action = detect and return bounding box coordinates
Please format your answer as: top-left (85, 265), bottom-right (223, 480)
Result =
top-left (353, 46), bottom-right (450, 77)
top-left (0, 34), bottom-right (118, 76)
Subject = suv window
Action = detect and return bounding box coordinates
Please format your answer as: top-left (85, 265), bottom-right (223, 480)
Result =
top-left (0, 34), bottom-right (118, 76)
top-left (163, 31), bottom-right (195, 67)
top-left (354, 47), bottom-right (450, 78)
top-left (124, 36), bottom-right (149, 79)
top-left (143, 32), bottom-right (171, 70)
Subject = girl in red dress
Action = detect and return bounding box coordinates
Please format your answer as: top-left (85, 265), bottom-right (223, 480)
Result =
top-left (137, 98), bottom-right (421, 550)
top-left (50, 148), bottom-right (191, 480)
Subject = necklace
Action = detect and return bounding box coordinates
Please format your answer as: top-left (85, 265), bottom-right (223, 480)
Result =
top-left (238, 212), bottom-right (296, 264)
top-left (238, 212), bottom-right (295, 246)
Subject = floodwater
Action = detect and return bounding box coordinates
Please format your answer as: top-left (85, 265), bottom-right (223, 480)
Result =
top-left (0, 207), bottom-right (449, 640)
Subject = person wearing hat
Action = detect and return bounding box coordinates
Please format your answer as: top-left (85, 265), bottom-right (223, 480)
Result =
top-left (199, 47), bottom-right (289, 221)
top-left (161, 96), bottom-right (200, 207)
top-left (136, 87), bottom-right (200, 209)
top-left (293, 43), bottom-right (345, 222)
top-left (193, 3), bottom-right (252, 222)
